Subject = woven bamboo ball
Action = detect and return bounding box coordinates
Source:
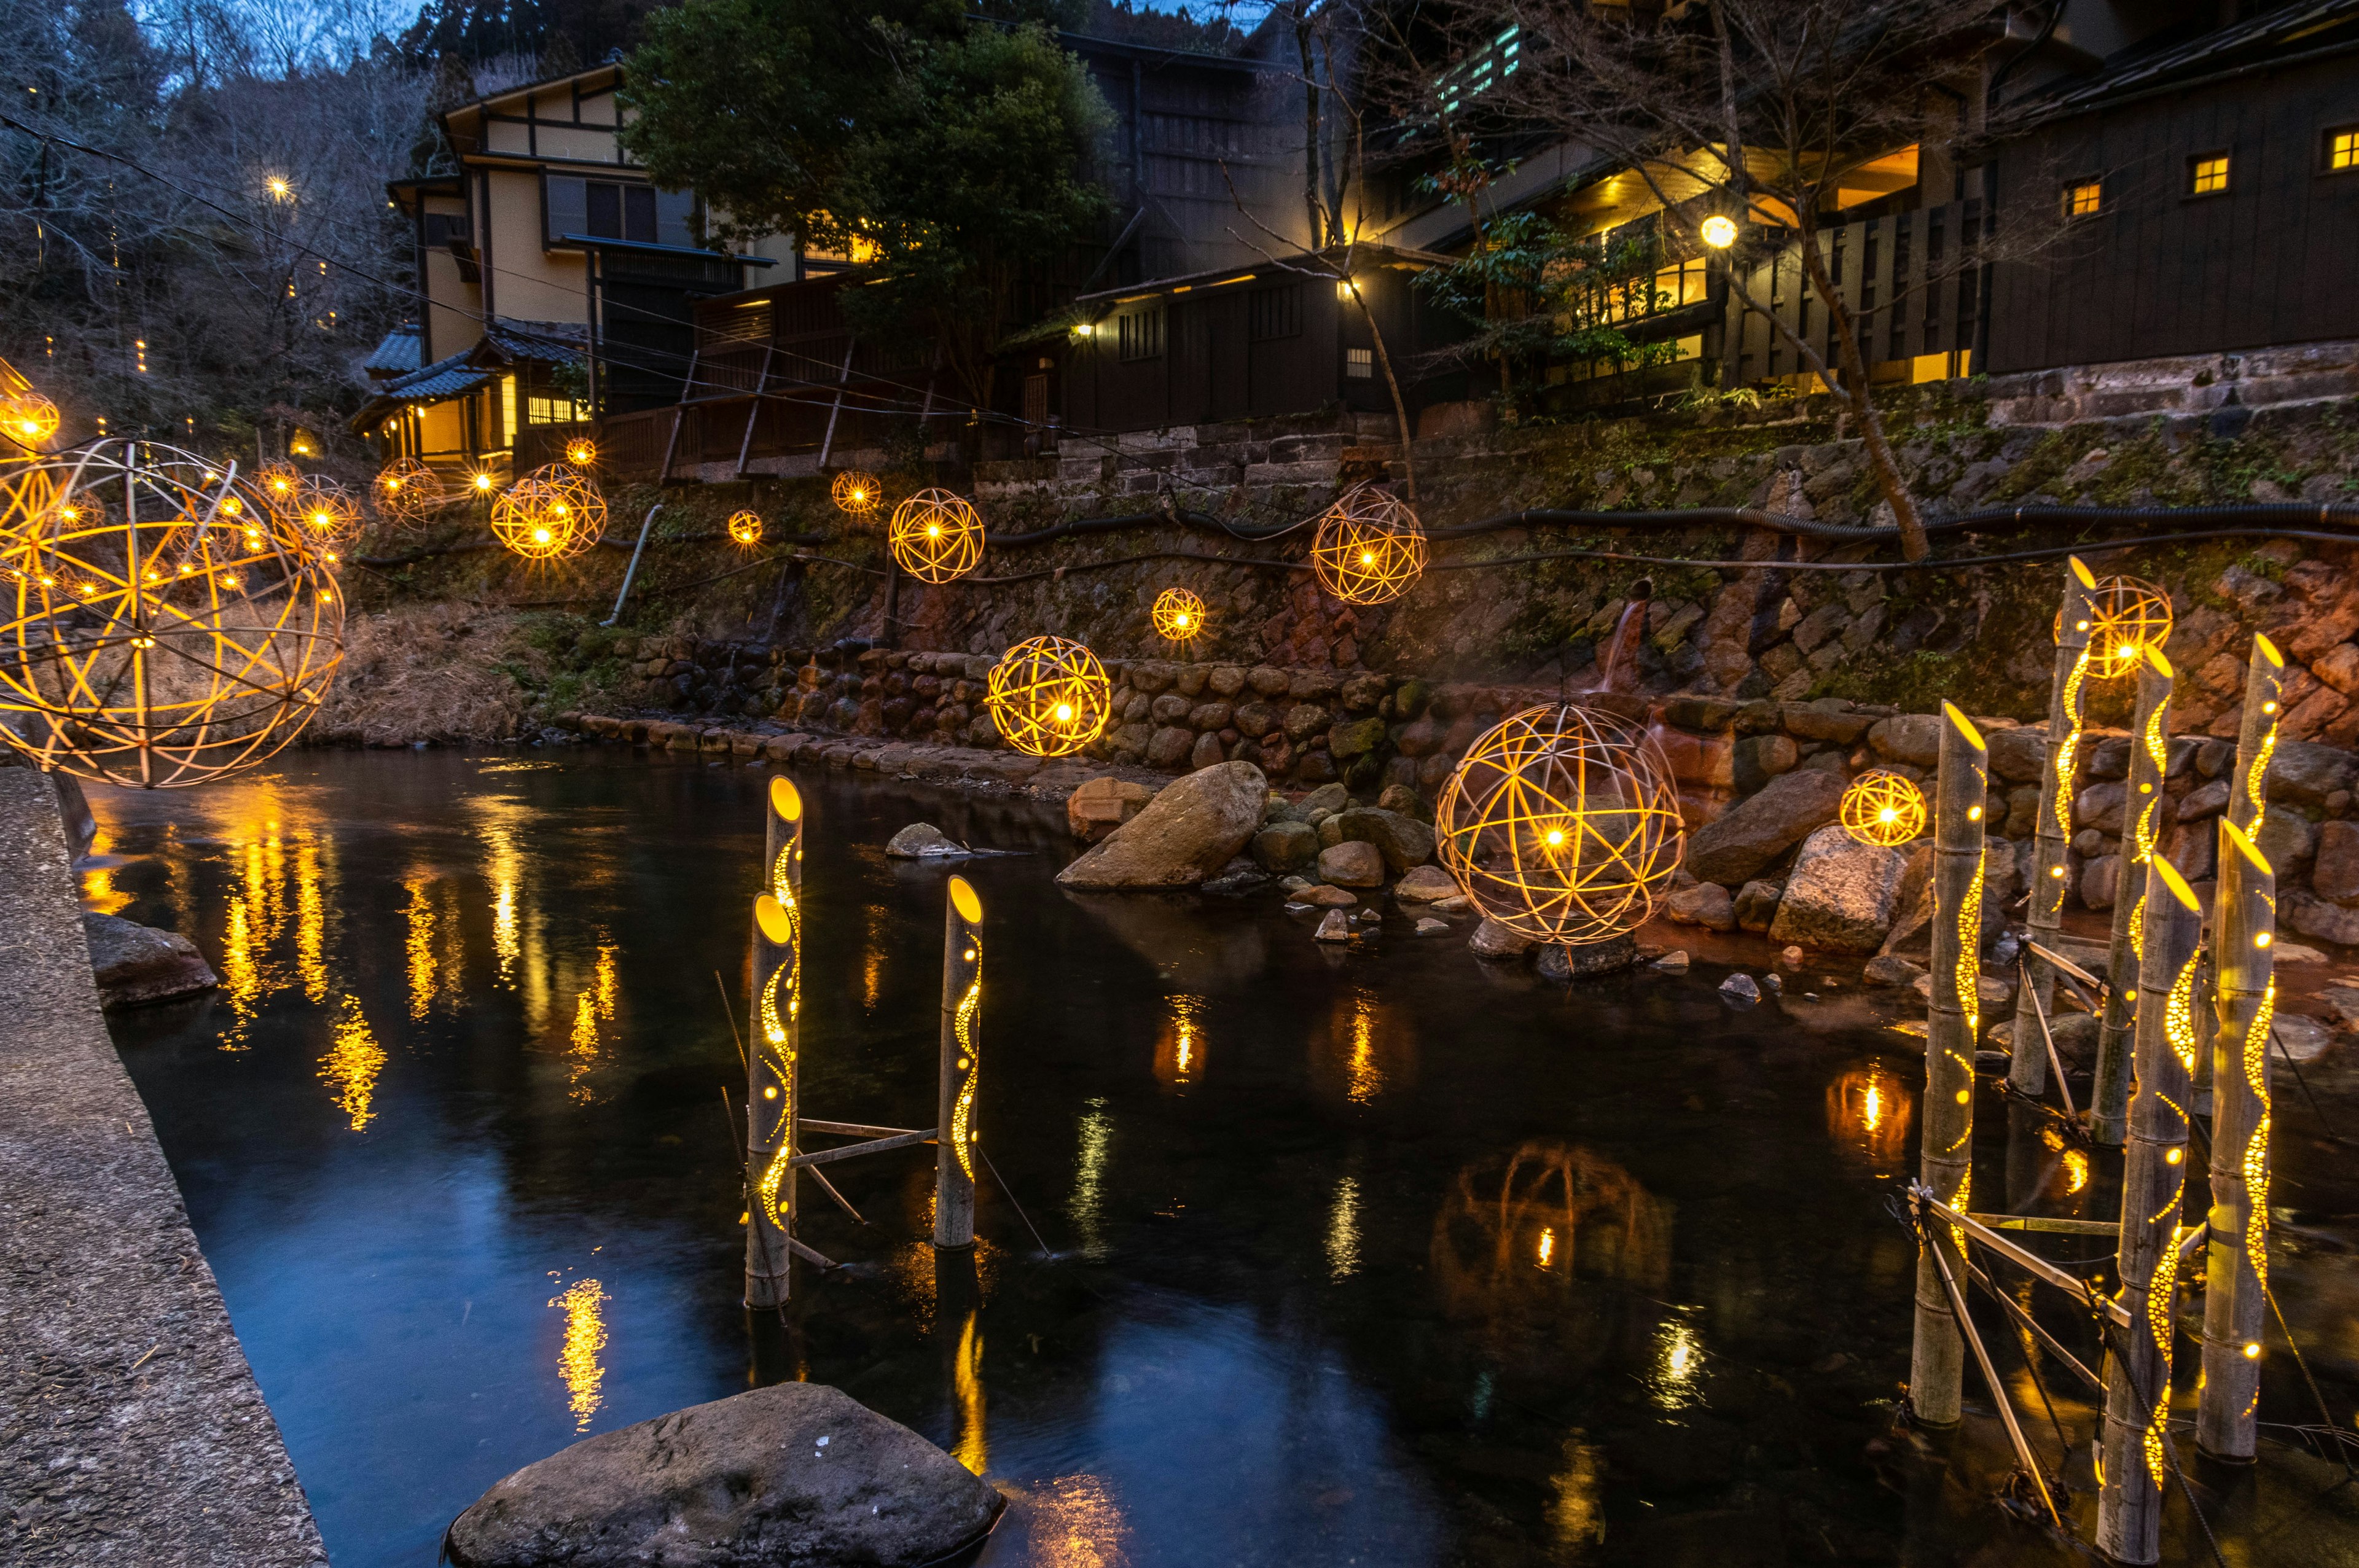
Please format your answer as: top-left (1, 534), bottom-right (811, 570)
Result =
top-left (254, 462), bottom-right (303, 511)
top-left (491, 464), bottom-right (608, 561)
top-left (287, 477), bottom-right (362, 552)
top-left (0, 439), bottom-right (344, 788)
top-left (1839, 768), bottom-right (1927, 848)
top-left (1434, 703), bottom-right (1686, 945)
top-left (1310, 486), bottom-right (1427, 605)
top-left (1, 386), bottom-right (59, 448)
top-left (563, 435), bottom-right (598, 467)
top-left (728, 510), bottom-right (765, 546)
top-left (2071, 575), bottom-right (2172, 679)
top-left (831, 469), bottom-right (882, 517)
top-left (372, 458), bottom-right (446, 528)
top-left (985, 635), bottom-right (1111, 758)
top-left (1151, 586), bottom-right (1207, 642)
top-left (888, 488), bottom-right (985, 583)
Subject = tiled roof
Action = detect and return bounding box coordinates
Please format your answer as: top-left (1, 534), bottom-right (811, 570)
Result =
top-left (2013, 0), bottom-right (2359, 119)
top-left (362, 324), bottom-right (421, 379)
top-left (479, 318), bottom-right (587, 365)
top-left (381, 349), bottom-right (491, 402)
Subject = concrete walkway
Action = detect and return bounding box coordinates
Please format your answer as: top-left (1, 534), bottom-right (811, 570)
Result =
top-left (0, 769), bottom-right (326, 1565)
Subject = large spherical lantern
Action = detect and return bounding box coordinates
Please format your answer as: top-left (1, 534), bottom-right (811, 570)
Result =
top-left (1839, 768), bottom-right (1927, 848)
top-left (985, 635), bottom-right (1111, 758)
top-left (888, 488), bottom-right (984, 583)
top-left (1434, 703), bottom-right (1685, 945)
top-left (831, 469), bottom-right (882, 518)
top-left (1151, 586), bottom-right (1207, 642)
top-left (288, 476), bottom-right (362, 552)
top-left (1, 386), bottom-right (59, 449)
top-left (491, 464), bottom-right (607, 561)
top-left (372, 458), bottom-right (446, 528)
top-left (2073, 575), bottom-right (2172, 680)
top-left (1310, 485), bottom-right (1426, 606)
top-left (0, 439), bottom-right (344, 788)
top-left (727, 509), bottom-right (765, 547)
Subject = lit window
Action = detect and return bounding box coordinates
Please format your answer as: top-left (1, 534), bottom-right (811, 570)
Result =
top-left (1345, 348), bottom-right (1374, 379)
top-left (2064, 180), bottom-right (2102, 217)
top-left (2329, 127), bottom-right (2359, 173)
top-left (2189, 154), bottom-right (2230, 195)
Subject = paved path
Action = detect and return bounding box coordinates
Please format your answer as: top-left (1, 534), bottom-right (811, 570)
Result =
top-left (0, 768), bottom-right (327, 1566)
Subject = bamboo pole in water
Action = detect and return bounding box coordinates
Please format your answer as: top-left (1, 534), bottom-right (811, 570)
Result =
top-left (2097, 852), bottom-right (2203, 1565)
top-left (934, 875), bottom-right (983, 1249)
top-left (2010, 556), bottom-right (2098, 1096)
top-left (2093, 647), bottom-right (2175, 1145)
top-left (1910, 701), bottom-right (1987, 1428)
top-left (744, 777), bottom-right (804, 1307)
top-left (2199, 635), bottom-right (2285, 1460)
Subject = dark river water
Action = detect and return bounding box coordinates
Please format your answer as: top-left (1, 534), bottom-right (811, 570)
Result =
top-left (85, 749), bottom-right (2359, 1567)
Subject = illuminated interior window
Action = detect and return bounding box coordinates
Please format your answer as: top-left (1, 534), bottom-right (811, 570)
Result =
top-left (2329, 127), bottom-right (2359, 172)
top-left (2188, 154), bottom-right (2230, 196)
top-left (1345, 348), bottom-right (1374, 379)
top-left (2064, 180), bottom-right (2102, 217)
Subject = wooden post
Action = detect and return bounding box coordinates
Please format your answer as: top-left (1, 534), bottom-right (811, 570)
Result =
top-left (934, 875), bottom-right (982, 1250)
top-left (2097, 852), bottom-right (2203, 1566)
top-left (2198, 634), bottom-right (2285, 1461)
top-left (2093, 646), bottom-right (2175, 1145)
top-left (744, 777), bottom-right (804, 1307)
top-left (1910, 700), bottom-right (1986, 1428)
top-left (2010, 556), bottom-right (2097, 1095)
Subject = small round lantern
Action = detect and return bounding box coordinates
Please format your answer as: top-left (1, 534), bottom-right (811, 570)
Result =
top-left (563, 436), bottom-right (598, 467)
top-left (1839, 768), bottom-right (1927, 848)
top-left (254, 462), bottom-right (303, 512)
top-left (888, 488), bottom-right (985, 584)
top-left (289, 477), bottom-right (362, 550)
top-left (728, 510), bottom-right (765, 547)
top-left (1310, 485), bottom-right (1426, 606)
top-left (1, 386), bottom-right (60, 448)
top-left (1151, 586), bottom-right (1207, 642)
top-left (491, 464), bottom-right (608, 561)
top-left (2065, 575), bottom-right (2172, 680)
top-left (372, 458), bottom-right (446, 528)
top-left (1434, 703), bottom-right (1685, 945)
top-left (0, 439), bottom-right (345, 788)
top-left (985, 635), bottom-right (1111, 758)
top-left (831, 469), bottom-right (882, 518)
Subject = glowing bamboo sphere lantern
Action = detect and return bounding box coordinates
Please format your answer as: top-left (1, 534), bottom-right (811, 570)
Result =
top-left (563, 435), bottom-right (598, 467)
top-left (1311, 485), bottom-right (1428, 605)
top-left (372, 458), bottom-right (446, 528)
top-left (1839, 768), bottom-right (1928, 847)
top-left (0, 439), bottom-right (344, 787)
top-left (2075, 575), bottom-right (2173, 679)
top-left (1434, 703), bottom-right (1685, 944)
top-left (984, 634), bottom-right (1111, 757)
top-left (491, 463), bottom-right (608, 561)
top-left (831, 469), bottom-right (881, 518)
top-left (255, 462), bottom-right (303, 512)
top-left (727, 509), bottom-right (765, 547)
top-left (1, 386), bottom-right (59, 449)
top-left (289, 476), bottom-right (362, 552)
top-left (888, 488), bottom-right (984, 583)
top-left (1151, 585), bottom-right (1207, 642)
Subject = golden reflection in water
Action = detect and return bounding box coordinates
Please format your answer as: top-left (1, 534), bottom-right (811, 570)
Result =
top-left (1826, 1065), bottom-right (1913, 1176)
top-left (548, 1277), bottom-right (609, 1430)
top-left (592, 942), bottom-right (619, 1020)
top-left (1326, 1174), bottom-right (1362, 1281)
top-left (1536, 1227), bottom-right (1557, 1270)
top-left (952, 1309), bottom-right (987, 1475)
top-left (402, 876), bottom-right (436, 1019)
top-left (1313, 988), bottom-right (1412, 1106)
top-left (1346, 993), bottom-right (1380, 1102)
top-left (80, 827), bottom-right (132, 916)
top-left (318, 994), bottom-right (386, 1131)
top-left (567, 991), bottom-right (601, 1103)
top-left (217, 895), bottom-right (259, 1050)
top-left (2064, 1149), bottom-right (2090, 1195)
top-left (1546, 1433), bottom-right (1605, 1553)
top-left (294, 840), bottom-right (327, 1003)
top-left (1651, 1313), bottom-right (1705, 1410)
top-left (860, 904), bottom-right (888, 1011)
top-left (1152, 995), bottom-right (1205, 1090)
top-left (480, 818), bottom-right (522, 987)
top-left (1019, 1474), bottom-right (1131, 1568)
top-left (1071, 1101), bottom-right (1112, 1261)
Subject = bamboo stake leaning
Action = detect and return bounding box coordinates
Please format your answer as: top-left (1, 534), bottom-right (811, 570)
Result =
top-left (2011, 556), bottom-right (2099, 1097)
top-left (2093, 646), bottom-right (2175, 1145)
top-left (934, 875), bottom-right (984, 1250)
top-left (2096, 853), bottom-right (2204, 1566)
top-left (1909, 701), bottom-right (1987, 1428)
top-left (743, 776), bottom-right (805, 1307)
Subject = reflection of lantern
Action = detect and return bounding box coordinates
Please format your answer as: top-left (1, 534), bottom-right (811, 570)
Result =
top-left (831, 469), bottom-right (881, 517)
top-left (372, 458), bottom-right (445, 528)
top-left (888, 489), bottom-right (984, 583)
top-left (985, 634), bottom-right (1110, 757)
top-left (1840, 768), bottom-right (1927, 847)
top-left (1152, 994), bottom-right (1206, 1090)
top-left (564, 436), bottom-right (598, 467)
top-left (1310, 486), bottom-right (1426, 605)
top-left (1435, 704), bottom-right (1684, 944)
top-left (491, 464), bottom-right (608, 561)
top-left (2062, 575), bottom-right (2172, 679)
top-left (1825, 1064), bottom-right (1914, 1172)
top-left (1151, 586), bottom-right (1206, 642)
top-left (289, 477), bottom-right (362, 548)
top-left (0, 440), bottom-right (344, 787)
top-left (727, 510), bottom-right (765, 547)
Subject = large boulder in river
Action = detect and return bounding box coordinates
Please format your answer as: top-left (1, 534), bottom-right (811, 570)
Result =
top-left (883, 822), bottom-right (965, 858)
top-left (80, 912), bottom-right (217, 1008)
top-left (1328, 806), bottom-right (1436, 871)
top-left (1057, 762), bottom-right (1267, 889)
top-left (444, 1383), bottom-right (1000, 1568)
top-left (1316, 840), bottom-right (1386, 887)
top-left (1683, 768), bottom-right (1846, 886)
top-left (1767, 825), bottom-right (1912, 953)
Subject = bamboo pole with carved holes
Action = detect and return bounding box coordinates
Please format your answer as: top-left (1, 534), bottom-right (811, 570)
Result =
top-left (2011, 556), bottom-right (2099, 1096)
top-left (2097, 852), bottom-right (2203, 1565)
top-left (1910, 701), bottom-right (1987, 1428)
top-left (743, 777), bottom-right (804, 1307)
top-left (2198, 635), bottom-right (2285, 1461)
top-left (934, 875), bottom-right (983, 1249)
top-left (2093, 647), bottom-right (2175, 1145)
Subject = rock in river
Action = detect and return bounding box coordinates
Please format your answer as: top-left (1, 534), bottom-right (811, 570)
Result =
top-left (1767, 825), bottom-right (1912, 953)
top-left (1057, 762), bottom-right (1267, 889)
top-left (80, 912), bottom-right (217, 1008)
top-left (1683, 768), bottom-right (1846, 886)
top-left (1316, 840), bottom-right (1387, 888)
top-left (884, 822), bottom-right (966, 858)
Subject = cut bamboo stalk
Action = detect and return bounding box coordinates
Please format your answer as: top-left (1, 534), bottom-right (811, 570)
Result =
top-left (744, 776), bottom-right (803, 1308)
top-left (2012, 556), bottom-right (2098, 1096)
top-left (795, 1129), bottom-right (937, 1167)
top-left (2093, 646), bottom-right (2175, 1145)
top-left (1910, 701), bottom-right (1987, 1428)
top-left (2097, 852), bottom-right (2203, 1566)
top-left (934, 875), bottom-right (983, 1249)
top-left (1918, 1193), bottom-right (2061, 1527)
top-left (1923, 1192), bottom-right (2130, 1325)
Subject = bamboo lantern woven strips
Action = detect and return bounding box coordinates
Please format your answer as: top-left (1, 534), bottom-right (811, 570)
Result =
top-left (2097, 854), bottom-right (2204, 1564)
top-left (888, 489), bottom-right (984, 582)
top-left (2011, 556), bottom-right (2100, 1095)
top-left (1, 388), bottom-right (59, 450)
top-left (831, 469), bottom-right (882, 518)
top-left (491, 464), bottom-right (608, 561)
top-left (288, 477), bottom-right (362, 552)
top-left (1433, 703), bottom-right (1685, 945)
top-left (254, 462), bottom-right (303, 513)
top-left (2070, 574), bottom-right (2173, 681)
top-left (0, 440), bottom-right (345, 788)
top-left (1310, 486), bottom-right (1426, 606)
top-left (1839, 768), bottom-right (1926, 847)
top-left (985, 635), bottom-right (1111, 758)
top-left (2094, 645), bottom-right (2175, 1145)
top-left (1151, 586), bottom-right (1207, 642)
top-left (728, 510), bottom-right (765, 547)
top-left (372, 458), bottom-right (447, 528)
top-left (563, 436), bottom-right (598, 467)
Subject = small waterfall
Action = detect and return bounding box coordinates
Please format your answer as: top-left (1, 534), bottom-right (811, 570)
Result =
top-left (1587, 578), bottom-right (1654, 696)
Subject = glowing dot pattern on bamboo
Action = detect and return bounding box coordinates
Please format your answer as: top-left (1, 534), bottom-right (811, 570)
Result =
top-left (289, 477), bottom-right (362, 548)
top-left (1945, 853), bottom-right (1984, 1137)
top-left (727, 510), bottom-right (764, 547)
top-left (1839, 768), bottom-right (1926, 847)
top-left (2069, 575), bottom-right (2172, 680)
top-left (1310, 486), bottom-right (1427, 606)
top-left (950, 934), bottom-right (982, 1182)
top-left (371, 458), bottom-right (445, 528)
top-left (2052, 644), bottom-right (2093, 843)
top-left (753, 909), bottom-right (799, 1230)
top-left (985, 635), bottom-right (1112, 758)
top-left (2245, 722), bottom-right (2277, 840)
top-left (2242, 980), bottom-right (2275, 1291)
top-left (2145, 1235), bottom-right (2180, 1489)
top-left (491, 464), bottom-right (608, 561)
top-left (831, 469), bottom-right (881, 517)
top-left (1434, 703), bottom-right (1686, 945)
top-left (1151, 585), bottom-right (1207, 642)
top-left (887, 489), bottom-right (985, 583)
top-left (2126, 656), bottom-right (2173, 962)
